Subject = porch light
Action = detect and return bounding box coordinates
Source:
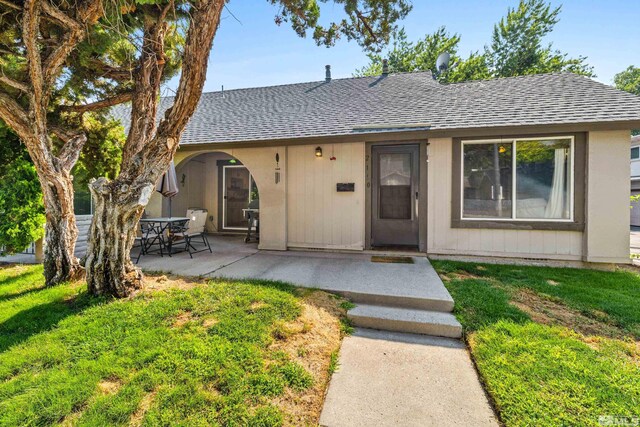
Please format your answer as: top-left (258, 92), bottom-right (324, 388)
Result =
top-left (229, 159), bottom-right (237, 164)
top-left (315, 146), bottom-right (323, 158)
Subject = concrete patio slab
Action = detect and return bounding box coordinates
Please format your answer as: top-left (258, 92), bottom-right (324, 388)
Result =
top-left (206, 250), bottom-right (454, 310)
top-left (319, 328), bottom-right (498, 427)
top-left (135, 235), bottom-right (258, 277)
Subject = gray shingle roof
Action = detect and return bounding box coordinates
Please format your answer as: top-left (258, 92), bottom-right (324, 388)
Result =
top-left (113, 71), bottom-right (640, 145)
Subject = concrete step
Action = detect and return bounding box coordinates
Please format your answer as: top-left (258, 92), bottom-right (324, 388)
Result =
top-left (348, 304), bottom-right (462, 338)
top-left (337, 289), bottom-right (454, 313)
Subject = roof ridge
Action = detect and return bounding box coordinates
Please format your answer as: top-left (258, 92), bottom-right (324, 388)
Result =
top-left (445, 71), bottom-right (578, 86)
top-left (161, 70), bottom-right (436, 100)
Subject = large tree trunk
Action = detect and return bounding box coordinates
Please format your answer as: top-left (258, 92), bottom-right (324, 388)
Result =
top-left (85, 177), bottom-right (154, 296)
top-left (84, 0), bottom-right (224, 298)
top-left (41, 172), bottom-right (83, 285)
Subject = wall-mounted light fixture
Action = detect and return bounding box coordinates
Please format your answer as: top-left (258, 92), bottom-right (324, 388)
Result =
top-left (315, 146), bottom-right (323, 158)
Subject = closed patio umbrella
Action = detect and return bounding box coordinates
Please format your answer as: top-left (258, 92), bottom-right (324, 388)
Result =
top-left (156, 160), bottom-right (179, 217)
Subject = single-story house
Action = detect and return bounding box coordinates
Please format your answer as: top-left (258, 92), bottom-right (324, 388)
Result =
top-left (124, 69), bottom-right (640, 265)
top-left (631, 135), bottom-right (640, 226)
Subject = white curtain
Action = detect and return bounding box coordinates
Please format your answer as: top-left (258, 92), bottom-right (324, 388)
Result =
top-left (544, 149), bottom-right (567, 218)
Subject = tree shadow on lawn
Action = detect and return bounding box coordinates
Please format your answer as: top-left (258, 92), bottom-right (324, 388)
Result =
top-left (0, 268), bottom-right (41, 289)
top-left (0, 290), bottom-right (102, 354)
top-left (0, 285), bottom-right (49, 304)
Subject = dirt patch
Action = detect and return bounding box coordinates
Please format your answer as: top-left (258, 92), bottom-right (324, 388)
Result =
top-left (546, 279), bottom-right (560, 286)
top-left (59, 411), bottom-right (83, 427)
top-left (250, 301), bottom-right (267, 311)
top-left (442, 271), bottom-right (483, 282)
top-left (268, 291), bottom-right (346, 427)
top-left (202, 317), bottom-right (218, 328)
top-left (142, 273), bottom-right (206, 292)
top-left (97, 378), bottom-right (122, 395)
top-left (130, 390), bottom-right (157, 427)
top-left (511, 289), bottom-right (624, 340)
top-left (172, 311), bottom-right (194, 328)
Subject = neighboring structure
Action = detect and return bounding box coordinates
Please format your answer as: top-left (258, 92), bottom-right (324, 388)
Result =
top-left (631, 135), bottom-right (640, 227)
top-left (116, 70), bottom-right (640, 265)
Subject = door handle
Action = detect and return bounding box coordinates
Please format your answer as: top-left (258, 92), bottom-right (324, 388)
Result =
top-left (415, 191), bottom-right (419, 200)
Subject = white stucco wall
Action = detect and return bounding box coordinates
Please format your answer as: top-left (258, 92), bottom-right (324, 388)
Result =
top-left (173, 146), bottom-right (288, 251)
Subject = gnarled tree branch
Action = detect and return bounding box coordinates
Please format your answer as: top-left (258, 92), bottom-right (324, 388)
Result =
top-left (355, 9), bottom-right (377, 42)
top-left (60, 91), bottom-right (134, 114)
top-left (0, 75), bottom-right (29, 93)
top-left (0, 92), bottom-right (32, 141)
top-left (120, 2), bottom-right (173, 164)
top-left (41, 0), bottom-right (103, 87)
top-left (57, 132), bottom-right (88, 170)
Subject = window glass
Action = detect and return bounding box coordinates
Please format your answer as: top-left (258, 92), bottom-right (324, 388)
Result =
top-left (632, 147), bottom-right (640, 160)
top-left (515, 139), bottom-right (571, 219)
top-left (379, 153), bottom-right (412, 219)
top-left (462, 142), bottom-right (513, 218)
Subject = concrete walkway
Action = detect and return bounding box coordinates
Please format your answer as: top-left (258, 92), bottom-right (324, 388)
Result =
top-left (320, 329), bottom-right (499, 427)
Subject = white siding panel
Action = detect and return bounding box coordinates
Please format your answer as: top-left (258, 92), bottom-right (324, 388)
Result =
top-left (427, 137), bottom-right (583, 260)
top-left (287, 143), bottom-right (365, 250)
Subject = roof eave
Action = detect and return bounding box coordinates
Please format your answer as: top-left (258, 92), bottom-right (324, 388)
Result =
top-left (177, 119), bottom-right (640, 151)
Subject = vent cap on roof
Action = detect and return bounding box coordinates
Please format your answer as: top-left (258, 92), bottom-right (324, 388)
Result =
top-left (325, 65), bottom-right (331, 82)
top-left (382, 59), bottom-right (389, 76)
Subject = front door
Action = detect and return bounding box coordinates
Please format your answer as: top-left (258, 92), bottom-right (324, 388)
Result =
top-left (222, 165), bottom-right (257, 230)
top-left (371, 145), bottom-right (420, 247)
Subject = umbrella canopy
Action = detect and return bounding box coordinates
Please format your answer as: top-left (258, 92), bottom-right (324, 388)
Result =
top-left (156, 161), bottom-right (179, 216)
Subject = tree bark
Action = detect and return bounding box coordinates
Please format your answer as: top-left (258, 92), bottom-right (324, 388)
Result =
top-left (41, 171), bottom-right (83, 285)
top-left (85, 0), bottom-right (225, 297)
top-left (0, 0), bottom-right (102, 286)
top-left (85, 177), bottom-right (154, 296)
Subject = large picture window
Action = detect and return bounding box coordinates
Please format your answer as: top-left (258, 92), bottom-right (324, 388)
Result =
top-left (461, 137), bottom-right (574, 222)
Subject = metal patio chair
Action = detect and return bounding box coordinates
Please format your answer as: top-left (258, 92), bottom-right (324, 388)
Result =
top-left (172, 209), bottom-right (212, 258)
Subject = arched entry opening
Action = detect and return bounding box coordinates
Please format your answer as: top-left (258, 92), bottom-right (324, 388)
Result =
top-left (148, 151), bottom-right (261, 237)
top-left (144, 145), bottom-right (287, 252)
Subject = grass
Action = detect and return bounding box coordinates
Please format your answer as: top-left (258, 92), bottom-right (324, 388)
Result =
top-left (0, 264), bottom-right (345, 426)
top-left (432, 260), bottom-right (640, 427)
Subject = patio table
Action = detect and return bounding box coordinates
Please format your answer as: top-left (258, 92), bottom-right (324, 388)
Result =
top-left (140, 217), bottom-right (189, 256)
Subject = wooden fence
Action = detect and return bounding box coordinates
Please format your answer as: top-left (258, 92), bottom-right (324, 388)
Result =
top-left (75, 215), bottom-right (92, 258)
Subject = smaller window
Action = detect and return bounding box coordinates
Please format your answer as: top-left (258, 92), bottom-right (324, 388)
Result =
top-left (632, 147), bottom-right (640, 160)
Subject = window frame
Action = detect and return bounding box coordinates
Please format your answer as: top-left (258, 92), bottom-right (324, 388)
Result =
top-left (451, 133), bottom-right (585, 231)
top-left (631, 146), bottom-right (640, 161)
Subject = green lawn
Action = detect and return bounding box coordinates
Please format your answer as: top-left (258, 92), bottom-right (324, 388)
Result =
top-left (0, 264), bottom-right (342, 426)
top-left (432, 260), bottom-right (640, 427)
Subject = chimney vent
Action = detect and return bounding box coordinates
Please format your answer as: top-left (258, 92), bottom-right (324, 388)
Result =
top-left (382, 59), bottom-right (389, 76)
top-left (325, 65), bottom-right (331, 82)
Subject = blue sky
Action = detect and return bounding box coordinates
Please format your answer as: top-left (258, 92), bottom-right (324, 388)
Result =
top-left (164, 0), bottom-right (639, 95)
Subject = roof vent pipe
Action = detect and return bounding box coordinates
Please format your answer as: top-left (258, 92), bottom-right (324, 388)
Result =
top-left (382, 59), bottom-right (389, 76)
top-left (325, 65), bottom-right (331, 82)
